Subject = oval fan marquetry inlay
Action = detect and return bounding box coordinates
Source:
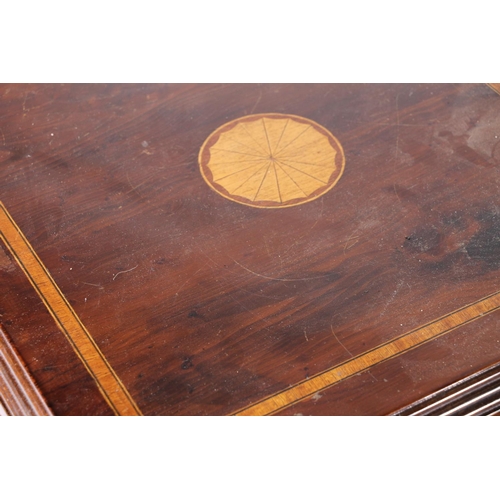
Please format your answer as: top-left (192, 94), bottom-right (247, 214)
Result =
top-left (199, 113), bottom-right (345, 208)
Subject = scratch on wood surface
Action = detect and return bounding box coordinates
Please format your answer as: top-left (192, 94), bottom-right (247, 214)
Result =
top-left (343, 229), bottom-right (360, 255)
top-left (393, 183), bottom-right (401, 203)
top-left (81, 281), bottom-right (104, 289)
top-left (306, 196), bottom-right (324, 235)
top-left (194, 243), bottom-right (220, 270)
top-left (284, 198), bottom-right (324, 256)
top-left (250, 89), bottom-right (263, 114)
top-left (112, 265), bottom-right (138, 281)
top-left (393, 93), bottom-right (402, 203)
top-left (379, 279), bottom-right (404, 318)
top-left (330, 324), bottom-right (354, 358)
top-left (343, 237), bottom-right (359, 254)
top-left (264, 238), bottom-right (272, 257)
top-left (125, 171), bottom-right (155, 195)
top-left (395, 92), bottom-right (401, 131)
top-left (231, 258), bottom-right (327, 282)
top-left (173, 266), bottom-right (206, 304)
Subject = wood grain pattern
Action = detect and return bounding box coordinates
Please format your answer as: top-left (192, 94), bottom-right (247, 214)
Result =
top-left (0, 202), bottom-right (141, 416)
top-left (199, 113), bottom-right (345, 208)
top-left (0, 84), bottom-right (499, 415)
top-left (235, 290), bottom-right (500, 415)
top-left (0, 326), bottom-right (52, 416)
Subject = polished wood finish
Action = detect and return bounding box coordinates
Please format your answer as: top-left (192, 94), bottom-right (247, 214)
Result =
top-left (0, 326), bottom-right (52, 415)
top-left (1, 83), bottom-right (500, 415)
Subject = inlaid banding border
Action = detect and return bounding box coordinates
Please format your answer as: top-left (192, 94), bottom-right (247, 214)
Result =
top-left (234, 290), bottom-right (500, 415)
top-left (0, 202), bottom-right (142, 416)
top-left (2, 201), bottom-right (500, 417)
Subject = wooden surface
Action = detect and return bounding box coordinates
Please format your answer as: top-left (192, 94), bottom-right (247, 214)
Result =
top-left (1, 83), bottom-right (500, 415)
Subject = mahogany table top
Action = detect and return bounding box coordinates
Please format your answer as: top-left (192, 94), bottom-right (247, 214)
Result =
top-left (1, 83), bottom-right (499, 415)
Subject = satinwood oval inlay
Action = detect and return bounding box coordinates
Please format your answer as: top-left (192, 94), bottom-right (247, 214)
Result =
top-left (199, 113), bottom-right (345, 208)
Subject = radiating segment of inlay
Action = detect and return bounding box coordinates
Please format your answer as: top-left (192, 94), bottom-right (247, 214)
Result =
top-left (199, 114), bottom-right (345, 208)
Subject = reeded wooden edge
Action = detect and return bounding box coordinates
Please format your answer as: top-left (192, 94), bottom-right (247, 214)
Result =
top-left (0, 326), bottom-right (53, 416)
top-left (392, 360), bottom-right (500, 416)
